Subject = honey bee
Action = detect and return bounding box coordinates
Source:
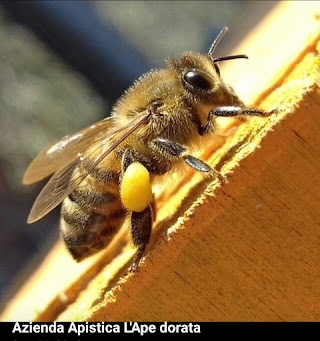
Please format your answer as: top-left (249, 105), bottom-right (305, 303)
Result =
top-left (23, 27), bottom-right (274, 271)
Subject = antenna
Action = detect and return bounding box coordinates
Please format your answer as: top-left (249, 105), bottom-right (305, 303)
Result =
top-left (208, 27), bottom-right (248, 65)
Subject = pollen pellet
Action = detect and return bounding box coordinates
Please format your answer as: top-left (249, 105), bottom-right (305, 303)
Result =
top-left (120, 162), bottom-right (152, 212)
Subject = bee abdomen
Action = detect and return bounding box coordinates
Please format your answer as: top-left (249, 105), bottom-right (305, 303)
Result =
top-left (68, 185), bottom-right (118, 214)
top-left (60, 174), bottom-right (125, 261)
top-left (60, 218), bottom-right (125, 261)
top-left (85, 166), bottom-right (120, 185)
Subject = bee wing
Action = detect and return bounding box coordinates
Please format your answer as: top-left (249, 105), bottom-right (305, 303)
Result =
top-left (27, 112), bottom-right (150, 223)
top-left (23, 116), bottom-right (115, 185)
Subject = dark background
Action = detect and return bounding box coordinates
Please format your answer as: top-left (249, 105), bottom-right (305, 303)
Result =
top-left (0, 1), bottom-right (277, 312)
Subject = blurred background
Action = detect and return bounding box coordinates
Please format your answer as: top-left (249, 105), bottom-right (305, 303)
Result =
top-left (0, 0), bottom-right (277, 311)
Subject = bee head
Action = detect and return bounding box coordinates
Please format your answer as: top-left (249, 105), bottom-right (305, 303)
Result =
top-left (167, 27), bottom-right (247, 106)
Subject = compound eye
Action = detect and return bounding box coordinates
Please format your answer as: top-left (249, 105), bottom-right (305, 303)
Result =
top-left (183, 69), bottom-right (214, 91)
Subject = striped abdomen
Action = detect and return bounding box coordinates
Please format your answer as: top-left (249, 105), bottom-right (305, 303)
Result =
top-left (60, 161), bottom-right (125, 261)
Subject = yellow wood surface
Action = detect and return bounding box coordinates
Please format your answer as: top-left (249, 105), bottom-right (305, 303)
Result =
top-left (1, 1), bottom-right (320, 321)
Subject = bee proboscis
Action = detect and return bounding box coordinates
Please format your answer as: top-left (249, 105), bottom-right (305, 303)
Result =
top-left (23, 27), bottom-right (274, 271)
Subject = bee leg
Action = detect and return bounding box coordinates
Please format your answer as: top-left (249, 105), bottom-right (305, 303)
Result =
top-left (121, 148), bottom-right (156, 271)
top-left (199, 106), bottom-right (277, 135)
top-left (122, 148), bottom-right (154, 173)
top-left (151, 138), bottom-right (226, 183)
top-left (121, 148), bottom-right (157, 217)
top-left (122, 147), bottom-right (170, 176)
top-left (129, 204), bottom-right (153, 272)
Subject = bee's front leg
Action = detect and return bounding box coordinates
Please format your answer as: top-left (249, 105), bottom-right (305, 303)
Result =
top-left (199, 106), bottom-right (276, 135)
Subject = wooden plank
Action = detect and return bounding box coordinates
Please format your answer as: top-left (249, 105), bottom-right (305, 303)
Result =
top-left (1, 1), bottom-right (320, 321)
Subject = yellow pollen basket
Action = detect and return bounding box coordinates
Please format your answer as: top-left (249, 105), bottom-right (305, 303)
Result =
top-left (120, 162), bottom-right (152, 212)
